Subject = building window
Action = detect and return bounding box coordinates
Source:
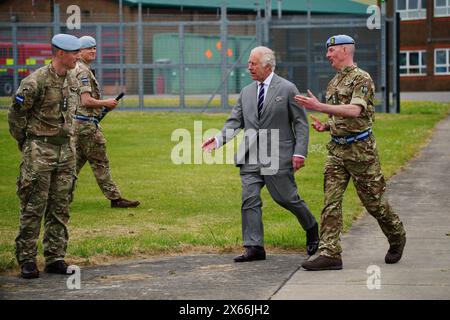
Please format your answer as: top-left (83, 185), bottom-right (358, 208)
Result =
top-left (400, 50), bottom-right (427, 76)
top-left (435, 0), bottom-right (450, 17)
top-left (397, 0), bottom-right (427, 20)
top-left (435, 49), bottom-right (450, 75)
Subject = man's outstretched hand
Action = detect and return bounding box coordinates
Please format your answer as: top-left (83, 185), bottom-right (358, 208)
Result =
top-left (202, 137), bottom-right (217, 153)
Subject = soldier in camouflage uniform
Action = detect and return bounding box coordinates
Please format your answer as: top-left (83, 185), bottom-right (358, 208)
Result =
top-left (8, 34), bottom-right (81, 278)
top-left (73, 36), bottom-right (139, 208)
top-left (295, 35), bottom-right (406, 270)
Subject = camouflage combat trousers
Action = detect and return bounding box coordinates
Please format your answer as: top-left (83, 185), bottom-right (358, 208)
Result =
top-left (15, 138), bottom-right (76, 266)
top-left (74, 122), bottom-right (121, 200)
top-left (319, 135), bottom-right (406, 258)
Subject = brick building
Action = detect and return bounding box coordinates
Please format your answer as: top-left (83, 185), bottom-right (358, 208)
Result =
top-left (387, 0), bottom-right (450, 91)
top-left (0, 0), bottom-right (374, 97)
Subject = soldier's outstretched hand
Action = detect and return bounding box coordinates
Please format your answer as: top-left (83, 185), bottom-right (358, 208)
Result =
top-left (310, 114), bottom-right (328, 132)
top-left (294, 89), bottom-right (321, 112)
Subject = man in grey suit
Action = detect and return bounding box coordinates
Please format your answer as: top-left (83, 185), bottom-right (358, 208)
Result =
top-left (202, 46), bottom-right (319, 262)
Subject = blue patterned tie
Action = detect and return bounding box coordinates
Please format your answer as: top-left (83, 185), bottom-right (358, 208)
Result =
top-left (258, 82), bottom-right (265, 118)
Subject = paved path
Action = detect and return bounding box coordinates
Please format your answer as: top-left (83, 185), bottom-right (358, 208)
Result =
top-left (0, 254), bottom-right (301, 300)
top-left (1, 116), bottom-right (450, 300)
top-left (273, 115), bottom-right (450, 300)
top-left (399, 91), bottom-right (450, 103)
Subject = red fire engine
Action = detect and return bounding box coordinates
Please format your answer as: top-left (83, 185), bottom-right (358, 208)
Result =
top-left (0, 42), bottom-right (52, 96)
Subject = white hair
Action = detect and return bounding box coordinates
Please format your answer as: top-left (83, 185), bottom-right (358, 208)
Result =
top-left (251, 46), bottom-right (276, 71)
top-left (342, 44), bottom-right (355, 57)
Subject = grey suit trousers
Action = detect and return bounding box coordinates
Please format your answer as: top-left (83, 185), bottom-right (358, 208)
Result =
top-left (240, 168), bottom-right (317, 247)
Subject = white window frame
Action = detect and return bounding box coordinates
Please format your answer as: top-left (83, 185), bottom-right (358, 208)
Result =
top-left (434, 0), bottom-right (450, 17)
top-left (400, 50), bottom-right (427, 76)
top-left (434, 48), bottom-right (450, 75)
top-left (397, 0), bottom-right (427, 20)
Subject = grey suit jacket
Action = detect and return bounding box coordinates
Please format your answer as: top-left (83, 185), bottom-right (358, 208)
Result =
top-left (216, 73), bottom-right (309, 173)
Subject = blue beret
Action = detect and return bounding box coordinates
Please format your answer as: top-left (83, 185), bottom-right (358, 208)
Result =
top-left (52, 34), bottom-right (81, 52)
top-left (326, 35), bottom-right (355, 48)
top-left (80, 36), bottom-right (96, 49)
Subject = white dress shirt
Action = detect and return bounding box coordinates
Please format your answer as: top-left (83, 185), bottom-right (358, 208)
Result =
top-left (257, 72), bottom-right (274, 103)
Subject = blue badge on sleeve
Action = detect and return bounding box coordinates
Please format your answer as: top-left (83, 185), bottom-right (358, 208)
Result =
top-left (81, 76), bottom-right (89, 85)
top-left (15, 95), bottom-right (25, 105)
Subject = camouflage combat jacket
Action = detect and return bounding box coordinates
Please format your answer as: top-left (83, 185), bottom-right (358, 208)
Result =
top-left (75, 59), bottom-right (101, 118)
top-left (326, 65), bottom-right (375, 137)
top-left (8, 62), bottom-right (80, 142)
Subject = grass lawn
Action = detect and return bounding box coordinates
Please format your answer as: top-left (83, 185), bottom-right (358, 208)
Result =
top-left (0, 101), bottom-right (448, 272)
top-left (1, 95), bottom-right (237, 109)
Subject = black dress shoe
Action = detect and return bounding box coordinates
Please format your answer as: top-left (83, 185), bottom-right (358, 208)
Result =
top-left (20, 262), bottom-right (39, 279)
top-left (44, 260), bottom-right (70, 274)
top-left (306, 223), bottom-right (319, 256)
top-left (234, 246), bottom-right (266, 263)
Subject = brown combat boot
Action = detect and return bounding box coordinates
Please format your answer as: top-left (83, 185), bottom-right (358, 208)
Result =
top-left (45, 260), bottom-right (70, 274)
top-left (301, 255), bottom-right (343, 271)
top-left (111, 198), bottom-right (140, 208)
top-left (21, 262), bottom-right (39, 279)
top-left (385, 236), bottom-right (406, 264)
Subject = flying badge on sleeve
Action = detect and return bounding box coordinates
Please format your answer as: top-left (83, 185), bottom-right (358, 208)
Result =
top-left (361, 80), bottom-right (369, 96)
top-left (361, 85), bottom-right (368, 94)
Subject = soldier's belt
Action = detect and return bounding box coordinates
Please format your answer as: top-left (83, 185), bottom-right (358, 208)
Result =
top-left (331, 129), bottom-right (372, 145)
top-left (27, 134), bottom-right (70, 145)
top-left (73, 114), bottom-right (99, 125)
